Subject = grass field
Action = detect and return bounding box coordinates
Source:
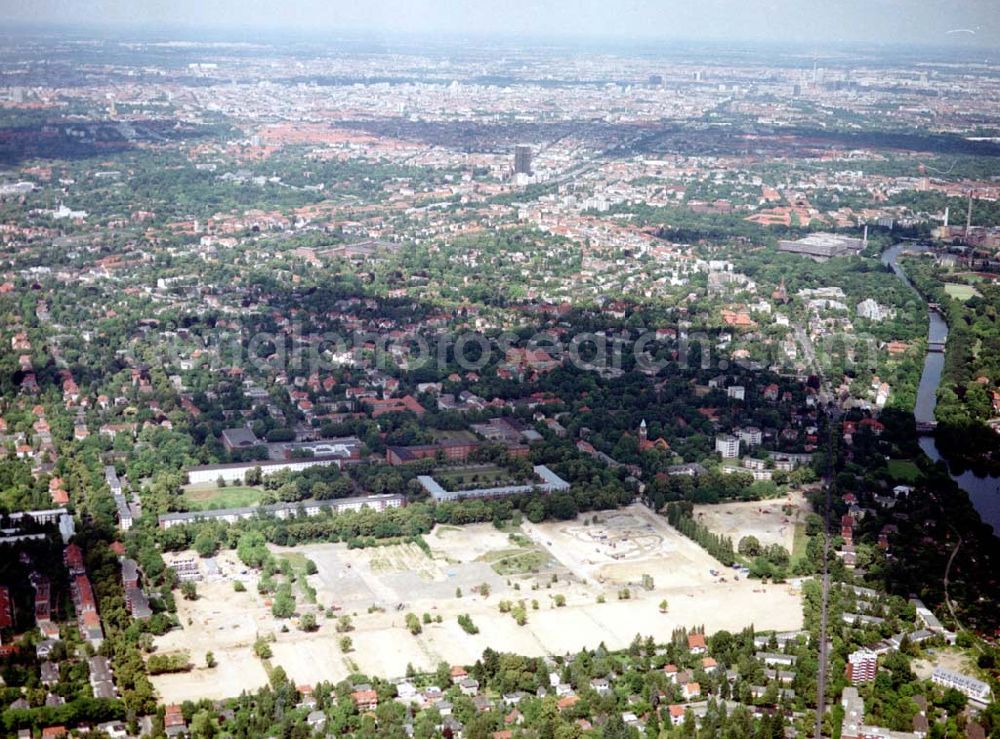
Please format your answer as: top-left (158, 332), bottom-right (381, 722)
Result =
top-left (181, 485), bottom-right (263, 511)
top-left (477, 548), bottom-right (549, 575)
top-left (789, 522), bottom-right (809, 567)
top-left (434, 465), bottom-right (524, 491)
top-left (275, 551), bottom-right (318, 603)
top-left (430, 429), bottom-right (478, 442)
top-left (276, 551), bottom-right (310, 572)
top-left (886, 459), bottom-right (920, 484)
top-left (944, 283), bottom-right (981, 301)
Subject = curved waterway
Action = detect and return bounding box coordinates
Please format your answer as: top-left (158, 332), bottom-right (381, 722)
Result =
top-left (882, 243), bottom-right (999, 535)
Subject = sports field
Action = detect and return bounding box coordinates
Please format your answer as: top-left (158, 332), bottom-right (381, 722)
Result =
top-left (943, 283), bottom-right (980, 301)
top-left (693, 492), bottom-right (809, 553)
top-left (181, 484), bottom-right (263, 510)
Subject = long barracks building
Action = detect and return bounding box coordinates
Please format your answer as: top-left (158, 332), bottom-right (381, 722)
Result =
top-left (158, 493), bottom-right (404, 529)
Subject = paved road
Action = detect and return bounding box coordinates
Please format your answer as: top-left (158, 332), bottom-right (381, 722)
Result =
top-left (814, 480), bottom-right (832, 738)
top-left (943, 530), bottom-right (963, 631)
top-left (794, 323), bottom-right (820, 374)
top-left (545, 127), bottom-right (663, 188)
top-left (798, 322), bottom-right (837, 738)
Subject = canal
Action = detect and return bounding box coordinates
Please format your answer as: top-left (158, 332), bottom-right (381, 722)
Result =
top-left (882, 243), bottom-right (1000, 535)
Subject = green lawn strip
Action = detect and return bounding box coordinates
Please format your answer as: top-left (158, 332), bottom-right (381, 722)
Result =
top-left (181, 485), bottom-right (263, 511)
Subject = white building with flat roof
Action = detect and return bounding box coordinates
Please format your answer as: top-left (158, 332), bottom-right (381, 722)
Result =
top-left (715, 435), bottom-right (740, 459)
top-left (158, 493), bottom-right (404, 529)
top-left (931, 667), bottom-right (991, 703)
top-left (185, 456), bottom-right (343, 485)
top-left (418, 465), bottom-right (569, 502)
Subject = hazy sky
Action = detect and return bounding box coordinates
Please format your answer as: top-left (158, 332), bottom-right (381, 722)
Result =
top-left (2, 0), bottom-right (996, 47)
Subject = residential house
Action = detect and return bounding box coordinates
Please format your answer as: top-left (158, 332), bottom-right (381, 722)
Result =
top-left (687, 633), bottom-right (707, 654)
top-left (352, 688), bottom-right (379, 712)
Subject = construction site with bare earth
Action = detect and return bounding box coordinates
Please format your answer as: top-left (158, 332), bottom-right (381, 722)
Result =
top-left (151, 503), bottom-right (806, 703)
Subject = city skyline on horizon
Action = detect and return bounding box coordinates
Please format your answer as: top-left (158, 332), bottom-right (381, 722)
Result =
top-left (1, 0), bottom-right (997, 50)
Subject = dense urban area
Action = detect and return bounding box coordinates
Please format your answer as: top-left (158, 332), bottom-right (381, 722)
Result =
top-left (0, 25), bottom-right (999, 739)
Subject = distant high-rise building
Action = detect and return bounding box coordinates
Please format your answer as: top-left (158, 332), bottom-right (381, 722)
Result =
top-left (514, 145), bottom-right (532, 176)
top-left (648, 74), bottom-right (663, 87)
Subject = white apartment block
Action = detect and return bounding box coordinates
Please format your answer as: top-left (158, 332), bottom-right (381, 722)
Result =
top-left (715, 435), bottom-right (740, 459)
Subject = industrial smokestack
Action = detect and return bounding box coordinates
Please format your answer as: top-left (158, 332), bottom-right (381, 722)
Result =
top-left (966, 190), bottom-right (973, 238)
